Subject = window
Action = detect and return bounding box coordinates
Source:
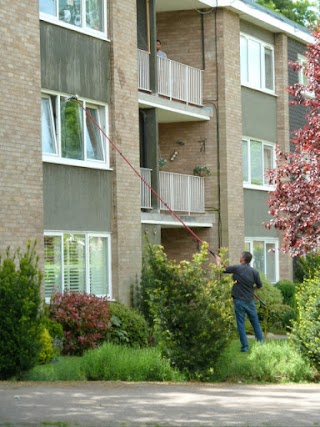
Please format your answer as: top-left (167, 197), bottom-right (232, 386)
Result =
top-left (41, 93), bottom-right (109, 169)
top-left (245, 238), bottom-right (279, 283)
top-left (242, 138), bottom-right (275, 189)
top-left (297, 54), bottom-right (314, 98)
top-left (240, 33), bottom-right (274, 93)
top-left (44, 232), bottom-right (111, 300)
top-left (39, 0), bottom-right (106, 37)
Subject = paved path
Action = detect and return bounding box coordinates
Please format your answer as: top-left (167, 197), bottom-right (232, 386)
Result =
top-left (0, 381), bottom-right (320, 427)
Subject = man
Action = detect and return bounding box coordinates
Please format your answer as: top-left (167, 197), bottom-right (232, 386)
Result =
top-left (215, 251), bottom-right (264, 352)
top-left (156, 39), bottom-right (167, 58)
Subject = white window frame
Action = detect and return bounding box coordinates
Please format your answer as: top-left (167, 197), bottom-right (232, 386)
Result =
top-left (44, 231), bottom-right (112, 303)
top-left (39, 0), bottom-right (108, 41)
top-left (42, 91), bottom-right (110, 170)
top-left (242, 137), bottom-right (275, 191)
top-left (245, 237), bottom-right (279, 283)
top-left (297, 54), bottom-right (315, 98)
top-left (240, 33), bottom-right (275, 94)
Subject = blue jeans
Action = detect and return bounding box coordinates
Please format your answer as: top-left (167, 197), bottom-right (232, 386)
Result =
top-left (234, 298), bottom-right (264, 351)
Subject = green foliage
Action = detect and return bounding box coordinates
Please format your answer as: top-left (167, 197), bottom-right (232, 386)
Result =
top-left (266, 303), bottom-right (297, 332)
top-left (82, 343), bottom-right (184, 382)
top-left (141, 243), bottom-right (234, 381)
top-left (248, 341), bottom-right (315, 383)
top-left (294, 253), bottom-right (320, 282)
top-left (24, 344), bottom-right (184, 382)
top-left (290, 278), bottom-right (320, 370)
top-left (275, 279), bottom-right (297, 307)
top-left (108, 302), bottom-right (150, 347)
top-left (214, 339), bottom-right (315, 383)
top-left (255, 0), bottom-right (320, 27)
top-left (49, 292), bottom-right (112, 356)
top-left (38, 328), bottom-right (55, 365)
top-left (0, 242), bottom-right (42, 379)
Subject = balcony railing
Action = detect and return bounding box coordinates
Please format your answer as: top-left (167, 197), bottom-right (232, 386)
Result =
top-left (140, 168), bottom-right (205, 214)
top-left (138, 49), bottom-right (203, 106)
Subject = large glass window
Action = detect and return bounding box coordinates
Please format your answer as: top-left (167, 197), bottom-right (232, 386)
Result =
top-left (39, 0), bottom-right (106, 36)
top-left (242, 138), bottom-right (275, 188)
top-left (44, 233), bottom-right (111, 300)
top-left (41, 93), bottom-right (109, 168)
top-left (245, 238), bottom-right (278, 283)
top-left (240, 33), bottom-right (275, 93)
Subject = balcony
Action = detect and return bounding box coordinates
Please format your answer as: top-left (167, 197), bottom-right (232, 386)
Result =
top-left (138, 49), bottom-right (203, 106)
top-left (140, 168), bottom-right (205, 215)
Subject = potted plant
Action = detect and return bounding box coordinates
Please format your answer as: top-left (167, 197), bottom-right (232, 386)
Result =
top-left (193, 165), bottom-right (211, 177)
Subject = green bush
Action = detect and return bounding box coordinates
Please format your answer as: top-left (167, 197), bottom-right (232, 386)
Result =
top-left (294, 253), bottom-right (320, 282)
top-left (108, 301), bottom-right (150, 347)
top-left (289, 278), bottom-right (320, 371)
top-left (0, 242), bottom-right (42, 379)
top-left (141, 243), bottom-right (234, 381)
top-left (266, 303), bottom-right (296, 332)
top-left (38, 328), bottom-right (55, 364)
top-left (49, 292), bottom-right (112, 356)
top-left (255, 276), bottom-right (284, 331)
top-left (275, 279), bottom-right (296, 307)
top-left (248, 340), bottom-right (315, 383)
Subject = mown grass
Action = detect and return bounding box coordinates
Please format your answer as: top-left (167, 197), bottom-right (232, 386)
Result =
top-left (23, 343), bottom-right (185, 382)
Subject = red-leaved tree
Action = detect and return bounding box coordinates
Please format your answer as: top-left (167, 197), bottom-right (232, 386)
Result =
top-left (266, 26), bottom-right (320, 256)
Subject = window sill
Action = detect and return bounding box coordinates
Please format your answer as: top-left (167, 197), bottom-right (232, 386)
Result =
top-left (43, 156), bottom-right (111, 171)
top-left (40, 13), bottom-right (110, 42)
top-left (243, 183), bottom-right (275, 192)
top-left (241, 83), bottom-right (277, 97)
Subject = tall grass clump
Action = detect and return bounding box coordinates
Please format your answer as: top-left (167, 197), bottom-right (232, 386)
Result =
top-left (83, 343), bottom-right (184, 381)
top-left (23, 356), bottom-right (86, 381)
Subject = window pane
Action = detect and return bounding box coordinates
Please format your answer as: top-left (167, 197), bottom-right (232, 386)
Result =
top-left (242, 140), bottom-right (249, 182)
top-left (264, 47), bottom-right (274, 90)
top-left (248, 39), bottom-right (261, 88)
top-left (40, 0), bottom-right (57, 15)
top-left (44, 236), bottom-right (62, 298)
top-left (86, 0), bottom-right (104, 32)
top-left (60, 98), bottom-right (84, 160)
top-left (41, 98), bottom-right (57, 155)
top-left (59, 0), bottom-right (82, 26)
top-left (253, 241), bottom-right (265, 275)
top-left (250, 140), bottom-right (263, 185)
top-left (86, 107), bottom-right (104, 160)
top-left (89, 237), bottom-right (108, 295)
top-left (263, 145), bottom-right (273, 185)
top-left (240, 36), bottom-right (248, 84)
top-left (266, 243), bottom-right (276, 282)
top-left (64, 234), bottom-right (86, 292)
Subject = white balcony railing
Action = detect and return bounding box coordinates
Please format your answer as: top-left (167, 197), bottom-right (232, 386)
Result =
top-left (137, 49), bottom-right (203, 106)
top-left (141, 168), bottom-right (152, 209)
top-left (140, 168), bottom-right (205, 214)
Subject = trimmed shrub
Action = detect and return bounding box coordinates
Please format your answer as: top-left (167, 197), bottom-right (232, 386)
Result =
top-left (49, 292), bottom-right (112, 355)
top-left (38, 328), bottom-right (55, 364)
top-left (108, 302), bottom-right (150, 348)
top-left (255, 277), bottom-right (283, 327)
top-left (141, 243), bottom-right (234, 381)
top-left (0, 242), bottom-right (42, 379)
top-left (289, 277), bottom-right (320, 371)
top-left (294, 253), bottom-right (320, 282)
top-left (275, 280), bottom-right (296, 308)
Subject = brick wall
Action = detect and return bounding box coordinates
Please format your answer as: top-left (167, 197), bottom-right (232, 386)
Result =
top-left (109, 0), bottom-right (142, 305)
top-left (0, 2), bottom-right (44, 264)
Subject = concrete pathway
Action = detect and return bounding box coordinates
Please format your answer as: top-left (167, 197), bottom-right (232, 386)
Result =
top-left (1, 381), bottom-right (320, 427)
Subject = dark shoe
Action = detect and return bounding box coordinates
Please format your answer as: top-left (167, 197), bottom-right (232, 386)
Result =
top-left (241, 348), bottom-right (248, 352)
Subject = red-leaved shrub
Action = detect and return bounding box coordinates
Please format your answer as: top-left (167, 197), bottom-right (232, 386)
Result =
top-left (49, 292), bottom-right (111, 355)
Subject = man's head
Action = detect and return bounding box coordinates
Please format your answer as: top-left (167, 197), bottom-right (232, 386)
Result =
top-left (240, 251), bottom-right (252, 264)
top-left (156, 39), bottom-right (162, 51)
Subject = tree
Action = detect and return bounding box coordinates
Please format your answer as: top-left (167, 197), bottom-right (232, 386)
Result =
top-left (265, 27), bottom-right (320, 256)
top-left (255, 0), bottom-right (320, 27)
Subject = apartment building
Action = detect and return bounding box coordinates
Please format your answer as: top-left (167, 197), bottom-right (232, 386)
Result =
top-left (0, 0), bottom-right (312, 306)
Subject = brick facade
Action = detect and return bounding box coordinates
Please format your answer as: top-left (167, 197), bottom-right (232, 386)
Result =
top-left (109, 0), bottom-right (142, 305)
top-left (0, 2), bottom-right (44, 264)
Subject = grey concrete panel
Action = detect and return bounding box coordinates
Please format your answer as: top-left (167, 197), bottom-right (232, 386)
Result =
top-left (244, 189), bottom-right (278, 237)
top-left (242, 88), bottom-right (277, 142)
top-left (40, 22), bottom-right (110, 103)
top-left (43, 163), bottom-right (112, 231)
top-left (240, 20), bottom-right (274, 45)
